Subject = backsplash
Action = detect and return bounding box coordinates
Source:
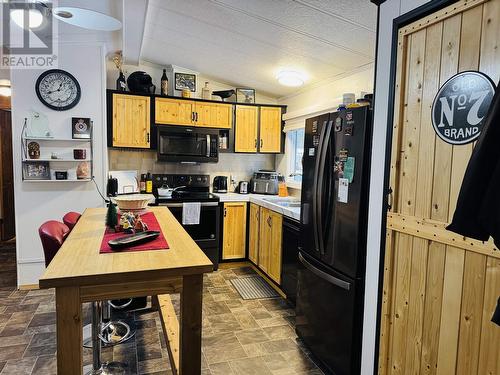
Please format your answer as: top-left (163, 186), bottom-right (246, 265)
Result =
top-left (108, 149), bottom-right (275, 190)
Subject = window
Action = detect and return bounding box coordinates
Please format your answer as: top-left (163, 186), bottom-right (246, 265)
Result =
top-left (286, 128), bottom-right (304, 184)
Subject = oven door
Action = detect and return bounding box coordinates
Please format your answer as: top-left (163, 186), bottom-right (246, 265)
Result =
top-left (157, 126), bottom-right (218, 163)
top-left (162, 202), bottom-right (220, 268)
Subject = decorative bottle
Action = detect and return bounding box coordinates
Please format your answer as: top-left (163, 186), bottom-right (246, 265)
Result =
top-left (116, 71), bottom-right (126, 91)
top-left (202, 81), bottom-right (211, 100)
top-left (161, 69), bottom-right (168, 96)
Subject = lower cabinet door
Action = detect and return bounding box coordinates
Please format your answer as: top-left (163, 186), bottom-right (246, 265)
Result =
top-left (267, 210), bottom-right (283, 284)
top-left (258, 208), bottom-right (270, 273)
top-left (222, 202), bottom-right (247, 260)
top-left (248, 203), bottom-right (260, 264)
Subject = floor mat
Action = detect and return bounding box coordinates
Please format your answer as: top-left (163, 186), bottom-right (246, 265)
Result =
top-left (230, 275), bottom-right (280, 300)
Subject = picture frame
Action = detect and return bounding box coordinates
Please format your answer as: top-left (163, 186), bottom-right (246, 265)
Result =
top-left (72, 117), bottom-right (92, 139)
top-left (236, 88), bottom-right (256, 104)
top-left (23, 161), bottom-right (50, 180)
top-left (174, 72), bottom-right (196, 92)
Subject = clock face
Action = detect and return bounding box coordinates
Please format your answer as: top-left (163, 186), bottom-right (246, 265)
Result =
top-left (35, 69), bottom-right (81, 111)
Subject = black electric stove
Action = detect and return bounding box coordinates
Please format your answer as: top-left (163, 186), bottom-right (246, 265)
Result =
top-left (152, 174), bottom-right (220, 269)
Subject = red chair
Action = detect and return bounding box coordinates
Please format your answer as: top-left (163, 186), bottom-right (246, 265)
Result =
top-left (38, 221), bottom-right (70, 267)
top-left (63, 211), bottom-right (81, 230)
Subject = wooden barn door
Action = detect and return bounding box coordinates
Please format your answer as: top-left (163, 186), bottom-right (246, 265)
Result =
top-left (379, 1), bottom-right (500, 374)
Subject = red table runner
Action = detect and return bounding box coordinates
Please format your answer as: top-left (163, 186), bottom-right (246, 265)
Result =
top-left (99, 211), bottom-right (169, 253)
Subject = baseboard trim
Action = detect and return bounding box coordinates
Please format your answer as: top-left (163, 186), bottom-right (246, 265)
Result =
top-left (17, 258), bottom-right (44, 264)
top-left (18, 283), bottom-right (39, 290)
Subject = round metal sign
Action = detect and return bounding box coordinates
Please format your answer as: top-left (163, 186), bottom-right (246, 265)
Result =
top-left (431, 71), bottom-right (495, 145)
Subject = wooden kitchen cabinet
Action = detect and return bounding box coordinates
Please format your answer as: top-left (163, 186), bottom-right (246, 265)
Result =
top-left (234, 105), bottom-right (259, 152)
top-left (258, 207), bottom-right (283, 284)
top-left (156, 98), bottom-right (232, 128)
top-left (259, 106), bottom-right (282, 153)
top-left (112, 94), bottom-right (151, 148)
top-left (222, 202), bottom-right (247, 260)
top-left (195, 102), bottom-right (232, 129)
top-left (155, 97), bottom-right (195, 126)
top-left (248, 203), bottom-right (260, 264)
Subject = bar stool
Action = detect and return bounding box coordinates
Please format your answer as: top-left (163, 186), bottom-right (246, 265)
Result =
top-left (62, 211), bottom-right (81, 230)
top-left (40, 220), bottom-right (129, 374)
top-left (39, 221), bottom-right (70, 267)
top-left (60, 212), bottom-right (135, 350)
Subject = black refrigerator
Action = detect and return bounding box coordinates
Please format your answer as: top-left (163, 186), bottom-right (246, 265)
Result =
top-left (297, 106), bottom-right (372, 375)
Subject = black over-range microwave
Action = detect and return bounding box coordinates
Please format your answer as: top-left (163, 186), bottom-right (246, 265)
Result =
top-left (157, 126), bottom-right (219, 163)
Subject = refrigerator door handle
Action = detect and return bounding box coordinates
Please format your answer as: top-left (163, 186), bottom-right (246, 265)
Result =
top-left (317, 120), bottom-right (333, 255)
top-left (312, 120), bottom-right (327, 254)
top-left (299, 252), bottom-right (351, 291)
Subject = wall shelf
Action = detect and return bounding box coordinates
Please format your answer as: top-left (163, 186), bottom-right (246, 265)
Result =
top-left (21, 122), bottom-right (94, 182)
top-left (22, 179), bottom-right (92, 183)
top-left (22, 158), bottom-right (92, 162)
top-left (23, 137), bottom-right (91, 142)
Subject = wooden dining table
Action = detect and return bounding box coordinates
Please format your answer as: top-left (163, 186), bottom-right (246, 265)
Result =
top-left (39, 207), bottom-right (213, 375)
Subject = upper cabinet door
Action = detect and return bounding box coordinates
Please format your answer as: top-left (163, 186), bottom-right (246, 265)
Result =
top-left (155, 98), bottom-right (194, 126)
top-left (259, 106), bottom-right (282, 153)
top-left (195, 102), bottom-right (232, 128)
top-left (234, 105), bottom-right (259, 152)
top-left (112, 94), bottom-right (151, 148)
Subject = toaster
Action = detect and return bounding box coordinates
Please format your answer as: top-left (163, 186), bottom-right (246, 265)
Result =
top-left (251, 170), bottom-right (279, 195)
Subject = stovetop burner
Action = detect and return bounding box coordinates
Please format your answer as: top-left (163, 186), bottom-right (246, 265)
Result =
top-left (152, 174), bottom-right (219, 204)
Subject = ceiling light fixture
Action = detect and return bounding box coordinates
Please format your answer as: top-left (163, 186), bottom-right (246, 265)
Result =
top-left (52, 7), bottom-right (122, 31)
top-left (277, 71), bottom-right (305, 87)
top-left (0, 82), bottom-right (12, 97)
top-left (10, 8), bottom-right (44, 29)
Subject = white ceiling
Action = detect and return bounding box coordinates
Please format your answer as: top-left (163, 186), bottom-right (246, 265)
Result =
top-left (139, 0), bottom-right (377, 98)
top-left (54, 0), bottom-right (122, 51)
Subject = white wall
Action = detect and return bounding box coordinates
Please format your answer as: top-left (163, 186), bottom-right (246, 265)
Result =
top-left (11, 43), bottom-right (107, 286)
top-left (361, 1), bottom-right (430, 374)
top-left (278, 65), bottom-right (374, 119)
top-left (276, 65), bottom-right (375, 194)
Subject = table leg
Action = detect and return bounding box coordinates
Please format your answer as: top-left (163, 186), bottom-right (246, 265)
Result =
top-left (180, 274), bottom-right (203, 375)
top-left (90, 301), bottom-right (102, 372)
top-left (56, 286), bottom-right (83, 374)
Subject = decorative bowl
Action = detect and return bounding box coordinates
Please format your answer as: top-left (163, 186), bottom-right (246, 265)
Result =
top-left (111, 194), bottom-right (153, 211)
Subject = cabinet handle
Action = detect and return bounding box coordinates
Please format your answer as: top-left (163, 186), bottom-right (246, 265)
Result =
top-left (260, 139), bottom-right (263, 148)
top-left (254, 139), bottom-right (257, 148)
top-left (267, 216), bottom-right (272, 227)
top-left (224, 208), bottom-right (227, 217)
top-left (191, 112), bottom-right (195, 121)
top-left (146, 132), bottom-right (150, 143)
top-left (195, 112), bottom-right (198, 122)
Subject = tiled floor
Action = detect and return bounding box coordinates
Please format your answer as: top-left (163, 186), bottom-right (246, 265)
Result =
top-left (0, 265), bottom-right (324, 374)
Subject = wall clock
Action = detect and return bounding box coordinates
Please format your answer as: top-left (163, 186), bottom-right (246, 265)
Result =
top-left (35, 69), bottom-right (81, 111)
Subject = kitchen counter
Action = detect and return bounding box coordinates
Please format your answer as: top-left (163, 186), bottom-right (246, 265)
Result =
top-left (213, 192), bottom-right (301, 221)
